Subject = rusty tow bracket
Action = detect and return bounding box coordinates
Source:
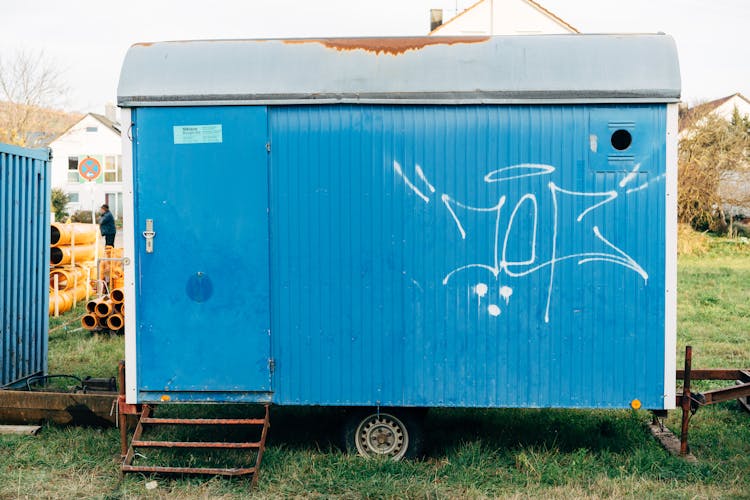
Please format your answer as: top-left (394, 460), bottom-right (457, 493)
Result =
top-left (670, 346), bottom-right (750, 457)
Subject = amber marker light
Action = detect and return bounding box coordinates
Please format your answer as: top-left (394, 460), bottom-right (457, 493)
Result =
top-left (630, 399), bottom-right (642, 410)
top-left (160, 395), bottom-right (171, 402)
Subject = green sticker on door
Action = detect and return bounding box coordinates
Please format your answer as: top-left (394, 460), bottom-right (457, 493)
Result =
top-left (173, 124), bottom-right (223, 144)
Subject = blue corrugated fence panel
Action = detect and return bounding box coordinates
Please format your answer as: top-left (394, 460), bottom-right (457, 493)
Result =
top-left (269, 104), bottom-right (666, 409)
top-left (0, 143), bottom-right (50, 387)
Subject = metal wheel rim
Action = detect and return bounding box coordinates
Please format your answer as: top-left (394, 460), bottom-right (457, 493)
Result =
top-left (355, 413), bottom-right (409, 460)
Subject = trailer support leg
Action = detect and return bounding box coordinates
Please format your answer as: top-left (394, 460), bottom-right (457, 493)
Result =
top-left (679, 345), bottom-right (692, 456)
top-left (118, 361), bottom-right (128, 457)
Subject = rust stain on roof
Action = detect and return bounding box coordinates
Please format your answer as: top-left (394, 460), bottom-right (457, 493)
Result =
top-left (284, 37), bottom-right (490, 55)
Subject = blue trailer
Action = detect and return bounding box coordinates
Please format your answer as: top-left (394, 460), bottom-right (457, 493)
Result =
top-left (117, 35), bottom-right (680, 460)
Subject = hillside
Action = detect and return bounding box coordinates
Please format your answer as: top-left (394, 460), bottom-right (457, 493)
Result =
top-left (0, 101), bottom-right (82, 148)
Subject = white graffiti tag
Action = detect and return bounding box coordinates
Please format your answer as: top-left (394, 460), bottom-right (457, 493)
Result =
top-left (394, 160), bottom-right (654, 322)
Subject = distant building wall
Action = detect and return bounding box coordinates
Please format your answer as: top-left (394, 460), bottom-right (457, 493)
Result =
top-left (429, 0), bottom-right (576, 36)
top-left (50, 114), bottom-right (123, 219)
top-left (712, 94), bottom-right (750, 122)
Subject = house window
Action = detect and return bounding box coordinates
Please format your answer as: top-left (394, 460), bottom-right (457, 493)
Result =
top-left (68, 193), bottom-right (79, 203)
top-left (104, 155), bottom-right (122, 183)
top-left (67, 156), bottom-right (79, 183)
top-left (86, 126), bottom-right (98, 132)
top-left (105, 192), bottom-right (122, 219)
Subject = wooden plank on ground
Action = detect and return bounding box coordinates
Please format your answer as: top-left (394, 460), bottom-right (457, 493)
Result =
top-left (648, 422), bottom-right (698, 463)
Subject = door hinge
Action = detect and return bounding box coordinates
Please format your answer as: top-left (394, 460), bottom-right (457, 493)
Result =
top-left (268, 358), bottom-right (275, 373)
top-left (265, 142), bottom-right (271, 153)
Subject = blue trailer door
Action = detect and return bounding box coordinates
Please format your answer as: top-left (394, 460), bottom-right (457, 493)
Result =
top-left (133, 106), bottom-right (271, 401)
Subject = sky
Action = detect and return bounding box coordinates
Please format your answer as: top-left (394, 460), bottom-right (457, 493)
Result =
top-left (0, 0), bottom-right (747, 114)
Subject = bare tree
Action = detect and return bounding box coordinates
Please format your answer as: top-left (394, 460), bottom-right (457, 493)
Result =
top-left (0, 48), bottom-right (69, 147)
top-left (678, 108), bottom-right (750, 233)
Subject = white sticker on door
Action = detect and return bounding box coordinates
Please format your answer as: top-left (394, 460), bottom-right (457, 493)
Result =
top-left (173, 124), bottom-right (223, 144)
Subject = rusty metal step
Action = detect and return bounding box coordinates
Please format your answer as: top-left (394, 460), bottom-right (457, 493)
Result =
top-left (132, 440), bottom-right (261, 449)
top-left (122, 464), bottom-right (256, 476)
top-left (122, 403), bottom-right (271, 486)
top-left (140, 417), bottom-right (265, 425)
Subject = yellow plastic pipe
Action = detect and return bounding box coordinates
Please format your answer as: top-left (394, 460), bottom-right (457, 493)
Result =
top-left (48, 282), bottom-right (91, 315)
top-left (50, 244), bottom-right (100, 266)
top-left (105, 246), bottom-right (124, 258)
top-left (81, 314), bottom-right (99, 330)
top-left (68, 282), bottom-right (91, 302)
top-left (49, 292), bottom-right (72, 315)
top-left (107, 314), bottom-right (124, 331)
top-left (110, 288), bottom-right (125, 304)
top-left (86, 296), bottom-right (109, 314)
top-left (49, 266), bottom-right (86, 291)
top-left (94, 298), bottom-right (113, 318)
top-left (50, 222), bottom-right (98, 247)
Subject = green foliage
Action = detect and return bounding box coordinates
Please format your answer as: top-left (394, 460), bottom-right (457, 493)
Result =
top-left (2, 245), bottom-right (750, 497)
top-left (70, 210), bottom-right (93, 223)
top-left (731, 107), bottom-right (750, 135)
top-left (50, 188), bottom-right (69, 222)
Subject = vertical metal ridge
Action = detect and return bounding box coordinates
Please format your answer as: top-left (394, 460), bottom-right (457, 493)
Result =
top-left (260, 104), bottom-right (666, 409)
top-left (0, 145), bottom-right (49, 387)
top-left (1, 152), bottom-right (7, 384)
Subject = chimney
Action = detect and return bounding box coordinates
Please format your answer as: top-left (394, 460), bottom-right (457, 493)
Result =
top-left (104, 102), bottom-right (118, 123)
top-left (430, 9), bottom-right (443, 32)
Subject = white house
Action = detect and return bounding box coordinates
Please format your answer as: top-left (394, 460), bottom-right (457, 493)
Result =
top-left (680, 93), bottom-right (750, 133)
top-left (696, 93), bottom-right (750, 122)
top-left (49, 110), bottom-right (123, 220)
top-left (429, 0), bottom-right (577, 36)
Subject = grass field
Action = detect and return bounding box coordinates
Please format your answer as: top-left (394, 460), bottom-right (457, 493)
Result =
top-left (1, 238), bottom-right (749, 498)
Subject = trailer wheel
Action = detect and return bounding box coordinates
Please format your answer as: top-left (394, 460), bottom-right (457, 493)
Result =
top-left (344, 408), bottom-right (423, 460)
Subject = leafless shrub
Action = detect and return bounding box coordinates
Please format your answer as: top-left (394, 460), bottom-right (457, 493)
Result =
top-left (0, 48), bottom-right (72, 147)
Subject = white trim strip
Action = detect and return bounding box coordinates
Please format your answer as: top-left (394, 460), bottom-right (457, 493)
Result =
top-left (120, 108), bottom-right (138, 404)
top-left (119, 97), bottom-right (682, 108)
top-left (664, 103), bottom-right (678, 409)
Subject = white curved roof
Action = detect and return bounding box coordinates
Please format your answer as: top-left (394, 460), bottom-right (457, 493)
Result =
top-left (117, 35), bottom-right (681, 107)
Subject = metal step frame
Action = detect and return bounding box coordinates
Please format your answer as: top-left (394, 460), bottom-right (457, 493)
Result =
top-left (118, 362), bottom-right (270, 487)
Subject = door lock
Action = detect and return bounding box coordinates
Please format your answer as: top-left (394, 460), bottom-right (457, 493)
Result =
top-left (143, 219), bottom-right (156, 253)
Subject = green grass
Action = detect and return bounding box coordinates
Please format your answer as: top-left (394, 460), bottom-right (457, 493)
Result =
top-left (46, 303), bottom-right (124, 390)
top-left (677, 239), bottom-right (750, 369)
top-left (1, 239), bottom-right (749, 498)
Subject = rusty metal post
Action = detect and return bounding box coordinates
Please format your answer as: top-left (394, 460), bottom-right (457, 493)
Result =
top-left (680, 346), bottom-right (692, 456)
top-left (118, 360), bottom-right (128, 457)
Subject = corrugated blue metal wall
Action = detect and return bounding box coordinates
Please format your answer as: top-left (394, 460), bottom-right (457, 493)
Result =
top-left (0, 143), bottom-right (50, 387)
top-left (269, 104), bottom-right (666, 409)
top-left (130, 103), bottom-right (669, 409)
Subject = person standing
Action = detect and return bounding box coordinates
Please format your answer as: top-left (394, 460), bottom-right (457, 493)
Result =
top-left (99, 204), bottom-right (116, 247)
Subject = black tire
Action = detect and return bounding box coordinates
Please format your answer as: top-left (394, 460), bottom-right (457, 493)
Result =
top-left (343, 408), bottom-right (424, 460)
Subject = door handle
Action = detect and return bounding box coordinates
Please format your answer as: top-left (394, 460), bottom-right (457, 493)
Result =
top-left (142, 219), bottom-right (156, 253)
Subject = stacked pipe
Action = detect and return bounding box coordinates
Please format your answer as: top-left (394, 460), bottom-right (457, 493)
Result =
top-left (81, 288), bottom-right (125, 333)
top-left (101, 246), bottom-right (125, 290)
top-left (49, 222), bottom-right (101, 315)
